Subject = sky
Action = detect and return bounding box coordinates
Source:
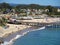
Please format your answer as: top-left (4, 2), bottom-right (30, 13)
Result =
top-left (0, 0), bottom-right (60, 6)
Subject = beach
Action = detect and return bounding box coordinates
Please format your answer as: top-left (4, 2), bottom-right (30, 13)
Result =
top-left (0, 18), bottom-right (60, 45)
top-left (1, 24), bottom-right (45, 45)
top-left (0, 24), bottom-right (31, 45)
top-left (0, 24), bottom-right (31, 37)
top-left (0, 23), bottom-right (45, 45)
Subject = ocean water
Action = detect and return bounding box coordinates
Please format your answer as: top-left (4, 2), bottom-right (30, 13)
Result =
top-left (13, 25), bottom-right (60, 45)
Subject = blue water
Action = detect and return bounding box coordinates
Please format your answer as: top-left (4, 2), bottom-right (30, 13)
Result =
top-left (13, 26), bottom-right (60, 45)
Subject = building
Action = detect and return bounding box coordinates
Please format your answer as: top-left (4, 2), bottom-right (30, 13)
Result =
top-left (57, 8), bottom-right (60, 12)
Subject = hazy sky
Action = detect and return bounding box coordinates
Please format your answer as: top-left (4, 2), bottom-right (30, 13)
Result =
top-left (0, 0), bottom-right (60, 6)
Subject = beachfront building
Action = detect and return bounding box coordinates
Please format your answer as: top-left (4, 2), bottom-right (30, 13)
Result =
top-left (26, 9), bottom-right (31, 16)
top-left (45, 9), bottom-right (49, 12)
top-left (38, 9), bottom-right (44, 14)
top-left (31, 9), bottom-right (35, 16)
top-left (34, 9), bottom-right (38, 15)
top-left (38, 9), bottom-right (42, 14)
top-left (57, 8), bottom-right (60, 12)
top-left (19, 9), bottom-right (25, 12)
top-left (31, 9), bottom-right (45, 16)
top-left (0, 8), bottom-right (49, 20)
top-left (11, 9), bottom-right (16, 15)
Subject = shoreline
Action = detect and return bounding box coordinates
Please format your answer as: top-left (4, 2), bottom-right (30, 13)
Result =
top-left (1, 26), bottom-right (45, 45)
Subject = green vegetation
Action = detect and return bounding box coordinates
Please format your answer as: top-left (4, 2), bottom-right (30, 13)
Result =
top-left (0, 17), bottom-right (7, 27)
top-left (15, 4), bottom-right (45, 9)
top-left (0, 2), bottom-right (12, 11)
top-left (45, 6), bottom-right (58, 16)
top-left (0, 2), bottom-right (60, 16)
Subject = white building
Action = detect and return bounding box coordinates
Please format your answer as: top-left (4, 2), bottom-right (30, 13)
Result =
top-left (26, 9), bottom-right (31, 16)
top-left (57, 9), bottom-right (60, 12)
top-left (45, 9), bottom-right (49, 12)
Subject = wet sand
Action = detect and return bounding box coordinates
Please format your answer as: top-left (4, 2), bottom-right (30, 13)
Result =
top-left (4, 26), bottom-right (40, 41)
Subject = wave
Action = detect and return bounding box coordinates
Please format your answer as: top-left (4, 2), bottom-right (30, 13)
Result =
top-left (1, 26), bottom-right (45, 45)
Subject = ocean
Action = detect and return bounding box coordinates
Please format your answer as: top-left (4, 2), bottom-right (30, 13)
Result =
top-left (13, 25), bottom-right (60, 45)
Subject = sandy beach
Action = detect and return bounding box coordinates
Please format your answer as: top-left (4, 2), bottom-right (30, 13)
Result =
top-left (0, 24), bottom-right (32, 45)
top-left (2, 26), bottom-right (45, 45)
top-left (0, 24), bottom-right (31, 37)
top-left (0, 23), bottom-right (45, 45)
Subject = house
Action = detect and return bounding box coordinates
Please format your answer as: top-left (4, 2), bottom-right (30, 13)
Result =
top-left (57, 8), bottom-right (60, 12)
top-left (26, 9), bottom-right (31, 16)
top-left (45, 9), bottom-right (49, 12)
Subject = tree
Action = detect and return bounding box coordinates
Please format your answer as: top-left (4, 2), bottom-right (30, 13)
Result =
top-left (46, 5), bottom-right (57, 16)
top-left (0, 2), bottom-right (12, 12)
top-left (1, 2), bottom-right (12, 9)
top-left (0, 17), bottom-right (7, 26)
